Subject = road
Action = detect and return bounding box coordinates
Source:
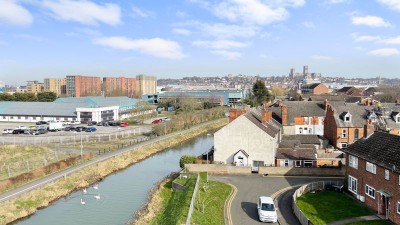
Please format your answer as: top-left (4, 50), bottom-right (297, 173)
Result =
top-left (210, 174), bottom-right (343, 225)
top-left (0, 119), bottom-right (224, 203)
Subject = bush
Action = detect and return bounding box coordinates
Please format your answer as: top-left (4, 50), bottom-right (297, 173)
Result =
top-left (179, 155), bottom-right (197, 168)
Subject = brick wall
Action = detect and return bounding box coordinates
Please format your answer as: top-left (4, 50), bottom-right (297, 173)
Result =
top-left (347, 155), bottom-right (400, 224)
top-left (313, 84), bottom-right (329, 95)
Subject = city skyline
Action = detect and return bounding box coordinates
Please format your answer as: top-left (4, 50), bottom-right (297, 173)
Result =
top-left (1, 0), bottom-right (400, 85)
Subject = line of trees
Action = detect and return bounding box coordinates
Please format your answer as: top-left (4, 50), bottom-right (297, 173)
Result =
top-left (0, 92), bottom-right (57, 102)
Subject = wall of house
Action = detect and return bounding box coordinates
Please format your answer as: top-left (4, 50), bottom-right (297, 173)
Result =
top-left (282, 125), bottom-right (296, 135)
top-left (324, 106), bottom-right (338, 147)
top-left (335, 127), bottom-right (365, 148)
top-left (346, 155), bottom-right (400, 224)
top-left (214, 115), bottom-right (277, 166)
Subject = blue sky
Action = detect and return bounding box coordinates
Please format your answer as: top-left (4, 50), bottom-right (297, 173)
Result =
top-left (1, 0), bottom-right (400, 85)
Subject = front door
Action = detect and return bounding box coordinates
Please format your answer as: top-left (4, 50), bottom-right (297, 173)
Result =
top-left (252, 161), bottom-right (264, 173)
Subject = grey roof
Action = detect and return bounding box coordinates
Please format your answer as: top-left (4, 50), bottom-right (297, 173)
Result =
top-left (269, 101), bottom-right (326, 125)
top-left (54, 96), bottom-right (141, 108)
top-left (243, 109), bottom-right (281, 137)
top-left (281, 135), bottom-right (321, 145)
top-left (330, 102), bottom-right (374, 128)
top-left (234, 149), bottom-right (249, 157)
top-left (276, 147), bottom-right (317, 160)
top-left (0, 102), bottom-right (87, 116)
top-left (342, 132), bottom-right (400, 173)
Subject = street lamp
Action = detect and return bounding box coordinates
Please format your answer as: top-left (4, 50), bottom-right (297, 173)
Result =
top-left (80, 133), bottom-right (83, 159)
top-left (74, 131), bottom-right (77, 145)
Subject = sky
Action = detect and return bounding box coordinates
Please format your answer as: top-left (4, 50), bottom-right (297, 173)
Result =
top-left (1, 0), bottom-right (400, 85)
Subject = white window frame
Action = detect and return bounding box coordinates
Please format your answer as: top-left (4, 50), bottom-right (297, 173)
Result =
top-left (284, 160), bottom-right (290, 167)
top-left (385, 169), bottom-right (390, 180)
top-left (397, 202), bottom-right (400, 215)
top-left (304, 160), bottom-right (313, 167)
top-left (348, 175), bottom-right (357, 194)
top-left (341, 143), bottom-right (348, 149)
top-left (366, 162), bottom-right (376, 174)
top-left (345, 115), bottom-right (351, 122)
top-left (396, 116), bottom-right (400, 123)
top-left (349, 155), bottom-right (358, 169)
top-left (295, 160), bottom-right (301, 167)
top-left (341, 129), bottom-right (347, 138)
top-left (365, 184), bottom-right (375, 199)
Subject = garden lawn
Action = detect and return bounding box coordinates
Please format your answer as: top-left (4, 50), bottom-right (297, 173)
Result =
top-left (296, 191), bottom-right (373, 225)
top-left (150, 176), bottom-right (197, 225)
top-left (191, 173), bottom-right (232, 225)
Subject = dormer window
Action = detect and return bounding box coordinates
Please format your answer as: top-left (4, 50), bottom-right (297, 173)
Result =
top-left (345, 115), bottom-right (351, 122)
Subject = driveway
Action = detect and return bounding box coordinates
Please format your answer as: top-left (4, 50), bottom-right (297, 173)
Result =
top-left (210, 174), bottom-right (343, 225)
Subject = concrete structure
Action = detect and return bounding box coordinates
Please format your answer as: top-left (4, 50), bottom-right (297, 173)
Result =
top-left (136, 75), bottom-right (157, 97)
top-left (44, 78), bottom-right (67, 97)
top-left (103, 77), bottom-right (136, 97)
top-left (66, 75), bottom-right (102, 97)
top-left (26, 81), bottom-right (44, 94)
top-left (214, 108), bottom-right (281, 168)
top-left (342, 132), bottom-right (400, 224)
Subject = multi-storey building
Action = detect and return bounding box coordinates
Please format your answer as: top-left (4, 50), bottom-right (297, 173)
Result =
top-left (136, 75), bottom-right (157, 97)
top-left (103, 77), bottom-right (136, 97)
top-left (44, 78), bottom-right (67, 97)
top-left (343, 132), bottom-right (400, 224)
top-left (66, 75), bottom-right (102, 97)
top-left (26, 80), bottom-right (44, 94)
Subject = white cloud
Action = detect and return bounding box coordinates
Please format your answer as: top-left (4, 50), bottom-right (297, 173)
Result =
top-left (351, 15), bottom-right (391, 27)
top-left (93, 36), bottom-right (185, 59)
top-left (13, 34), bottom-right (46, 42)
top-left (42, 0), bottom-right (121, 26)
top-left (368, 48), bottom-right (399, 56)
top-left (192, 40), bottom-right (250, 49)
top-left (0, 0), bottom-right (33, 26)
top-left (377, 0), bottom-right (400, 11)
top-left (191, 0), bottom-right (304, 25)
top-left (351, 33), bottom-right (381, 42)
top-left (172, 28), bottom-right (192, 36)
top-left (311, 55), bottom-right (334, 61)
top-left (132, 6), bottom-right (154, 18)
top-left (382, 35), bottom-right (400, 44)
top-left (176, 11), bottom-right (188, 18)
top-left (325, 0), bottom-right (350, 4)
top-left (302, 21), bottom-right (315, 29)
top-left (211, 50), bottom-right (241, 59)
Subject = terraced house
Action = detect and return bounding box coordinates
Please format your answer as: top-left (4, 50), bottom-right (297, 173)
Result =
top-left (342, 132), bottom-right (400, 224)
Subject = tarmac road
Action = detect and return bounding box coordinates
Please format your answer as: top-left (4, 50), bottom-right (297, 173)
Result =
top-left (210, 175), bottom-right (343, 225)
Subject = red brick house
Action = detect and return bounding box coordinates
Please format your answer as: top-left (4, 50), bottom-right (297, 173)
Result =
top-left (301, 83), bottom-right (330, 95)
top-left (336, 86), bottom-right (364, 96)
top-left (342, 132), bottom-right (400, 224)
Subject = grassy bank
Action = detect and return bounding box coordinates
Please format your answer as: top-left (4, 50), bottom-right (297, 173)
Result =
top-left (0, 119), bottom-right (228, 225)
top-left (136, 172), bottom-right (231, 225)
top-left (296, 191), bottom-right (374, 225)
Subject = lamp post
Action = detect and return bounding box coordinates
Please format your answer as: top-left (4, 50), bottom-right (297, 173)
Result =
top-left (74, 131), bottom-right (76, 145)
top-left (80, 133), bottom-right (83, 159)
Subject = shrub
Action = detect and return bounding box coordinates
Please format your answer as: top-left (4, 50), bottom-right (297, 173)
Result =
top-left (179, 155), bottom-right (197, 168)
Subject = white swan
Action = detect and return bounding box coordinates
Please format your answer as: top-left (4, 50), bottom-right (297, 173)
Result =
top-left (80, 198), bottom-right (85, 205)
top-left (94, 194), bottom-right (100, 200)
top-left (93, 184), bottom-right (99, 190)
top-left (83, 188), bottom-right (87, 194)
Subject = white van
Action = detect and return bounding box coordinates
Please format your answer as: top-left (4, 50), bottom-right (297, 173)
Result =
top-left (257, 196), bottom-right (278, 223)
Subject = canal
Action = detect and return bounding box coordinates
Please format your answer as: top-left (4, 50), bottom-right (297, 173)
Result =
top-left (15, 134), bottom-right (213, 225)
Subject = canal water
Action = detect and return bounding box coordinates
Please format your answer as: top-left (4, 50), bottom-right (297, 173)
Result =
top-left (16, 134), bottom-right (213, 225)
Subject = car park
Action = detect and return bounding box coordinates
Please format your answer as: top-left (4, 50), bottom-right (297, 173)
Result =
top-left (2, 129), bottom-right (13, 134)
top-left (257, 196), bottom-right (278, 223)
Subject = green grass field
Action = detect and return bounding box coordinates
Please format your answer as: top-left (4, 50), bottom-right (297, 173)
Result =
top-left (296, 191), bottom-right (374, 225)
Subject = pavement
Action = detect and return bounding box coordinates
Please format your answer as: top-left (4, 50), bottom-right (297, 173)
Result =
top-left (326, 215), bottom-right (382, 225)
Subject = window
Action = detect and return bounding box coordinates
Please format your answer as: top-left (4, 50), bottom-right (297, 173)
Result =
top-left (366, 162), bottom-right (376, 174)
top-left (397, 202), bottom-right (400, 215)
top-left (345, 115), bottom-right (351, 122)
top-left (349, 155), bottom-right (358, 169)
top-left (309, 128), bottom-right (312, 134)
top-left (304, 160), bottom-right (313, 167)
top-left (284, 160), bottom-right (289, 167)
top-left (341, 129), bottom-right (347, 138)
top-left (354, 129), bottom-right (359, 140)
top-left (295, 161), bottom-right (301, 167)
top-left (365, 185), bottom-right (375, 198)
top-left (385, 169), bottom-right (390, 180)
top-left (299, 128), bottom-right (303, 134)
top-left (397, 116), bottom-right (400, 123)
top-left (348, 175), bottom-right (357, 193)
top-left (341, 143), bottom-right (348, 149)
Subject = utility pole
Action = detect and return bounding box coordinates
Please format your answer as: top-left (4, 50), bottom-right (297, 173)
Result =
top-left (80, 134), bottom-right (83, 159)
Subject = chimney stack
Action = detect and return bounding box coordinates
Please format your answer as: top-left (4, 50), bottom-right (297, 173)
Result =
top-left (281, 104), bottom-right (288, 126)
top-left (261, 109), bottom-right (272, 124)
top-left (324, 99), bottom-right (330, 111)
top-left (229, 109), bottom-right (246, 122)
top-left (363, 119), bottom-right (374, 138)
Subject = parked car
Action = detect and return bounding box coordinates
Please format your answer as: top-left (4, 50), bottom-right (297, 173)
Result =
top-left (87, 121), bottom-right (97, 126)
top-left (24, 129), bottom-right (34, 135)
top-left (120, 122), bottom-right (129, 127)
top-left (36, 121), bottom-right (47, 125)
top-left (15, 125), bottom-right (28, 130)
top-left (257, 196), bottom-right (278, 223)
top-left (152, 119), bottom-right (162, 124)
top-left (12, 129), bottom-right (25, 134)
top-left (2, 129), bottom-right (13, 134)
top-left (86, 127), bottom-right (97, 132)
top-left (33, 129), bottom-right (48, 135)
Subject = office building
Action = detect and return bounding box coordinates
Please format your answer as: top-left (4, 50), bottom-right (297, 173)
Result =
top-left (44, 78), bottom-right (67, 97)
top-left (66, 75), bottom-right (102, 97)
top-left (27, 80), bottom-right (44, 94)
